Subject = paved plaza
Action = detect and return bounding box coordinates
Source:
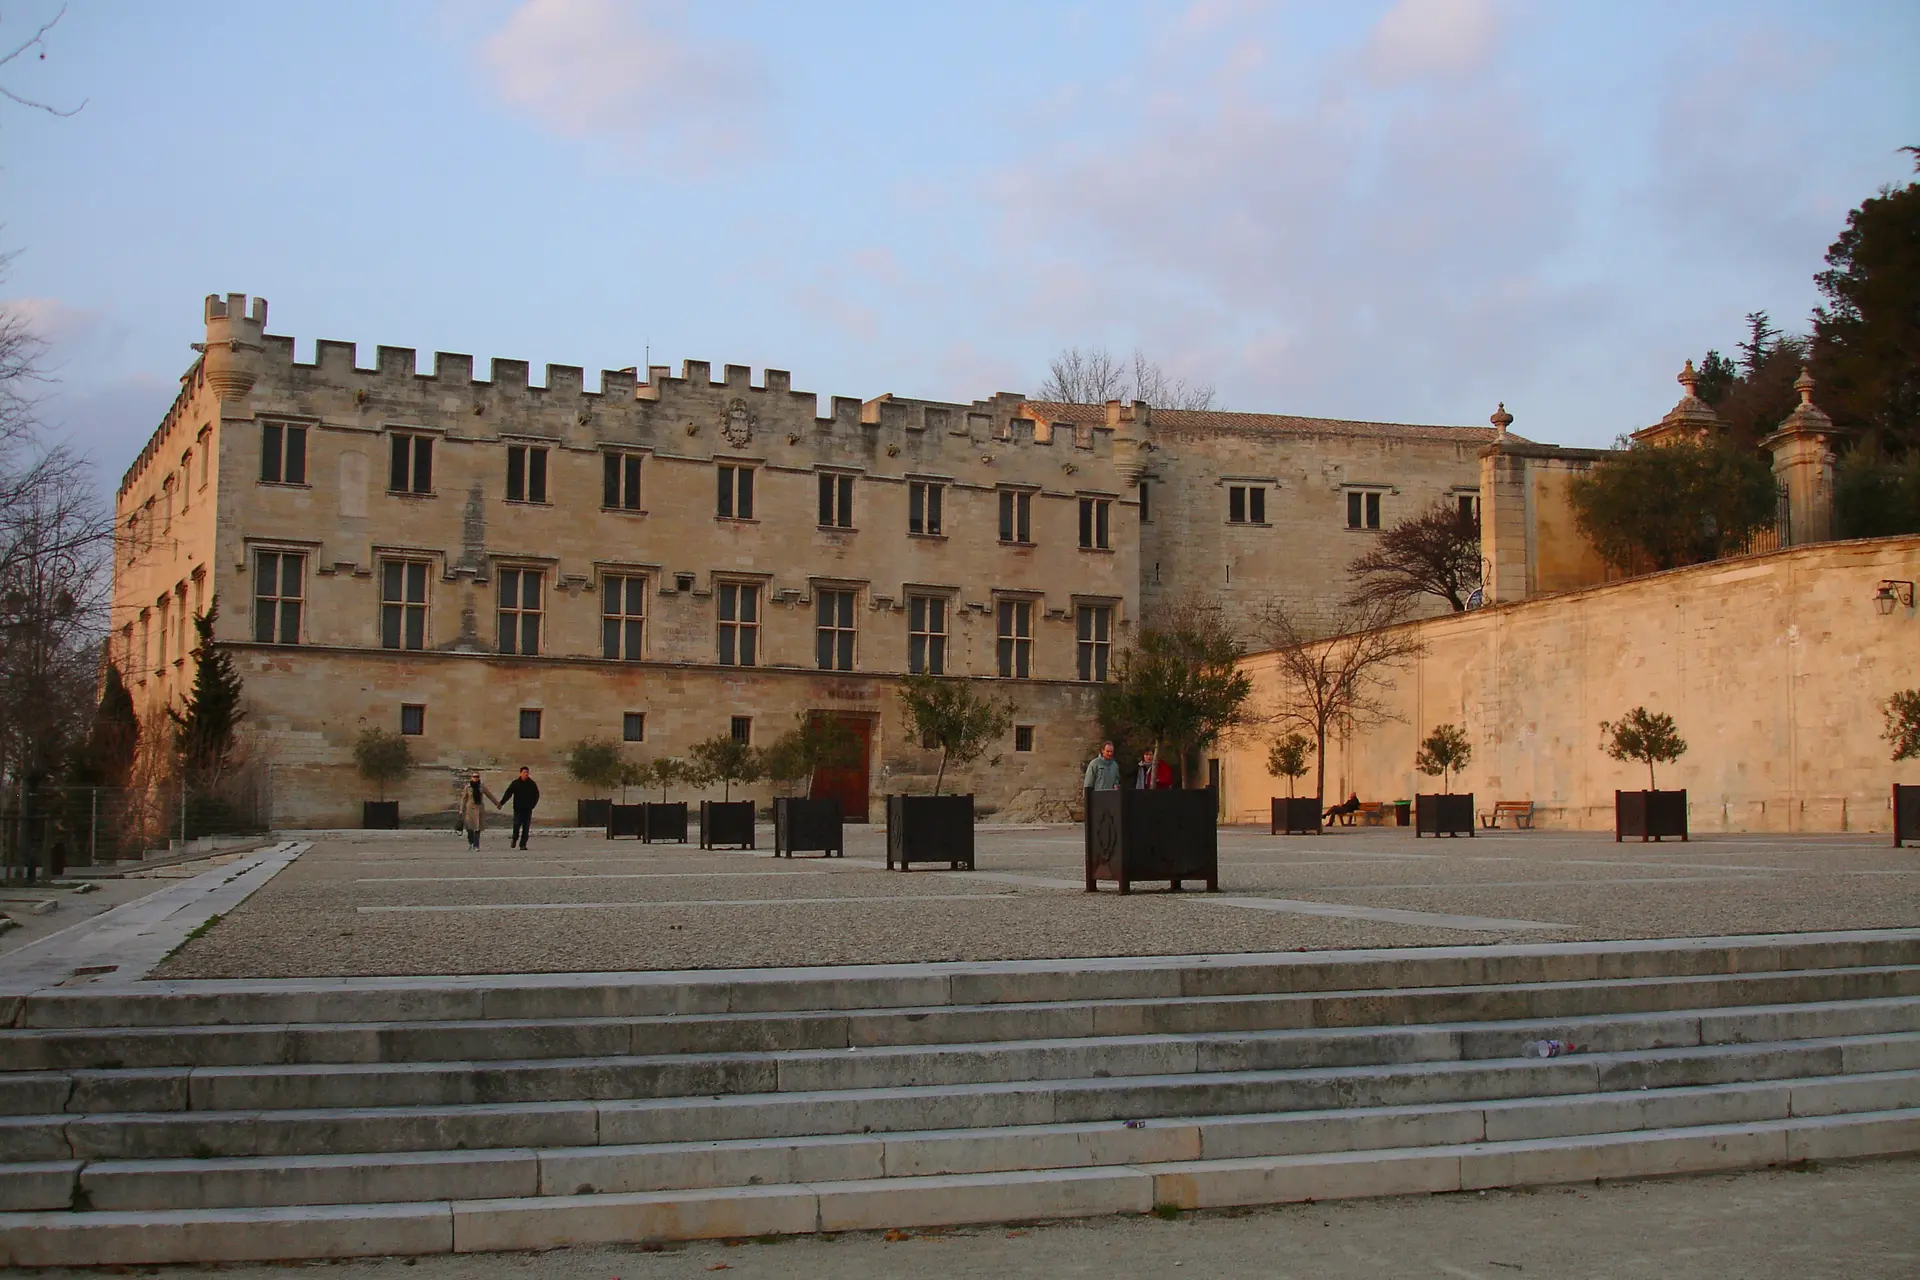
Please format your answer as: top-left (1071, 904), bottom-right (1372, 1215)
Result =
top-left (151, 823), bottom-right (1920, 980)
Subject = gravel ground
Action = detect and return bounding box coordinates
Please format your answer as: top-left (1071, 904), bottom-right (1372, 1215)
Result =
top-left (24, 1157), bottom-right (1919, 1280)
top-left (151, 825), bottom-right (1919, 980)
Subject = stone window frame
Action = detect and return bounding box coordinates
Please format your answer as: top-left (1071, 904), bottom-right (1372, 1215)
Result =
top-left (623, 711), bottom-right (646, 743)
top-left (1076, 492), bottom-right (1115, 551)
top-left (258, 419), bottom-right (311, 488)
top-left (993, 591), bottom-right (1039, 679)
top-left (378, 557), bottom-right (433, 652)
top-left (905, 587), bottom-right (956, 676)
top-left (600, 570), bottom-right (649, 662)
top-left (1073, 597), bottom-right (1118, 683)
top-left (1342, 482), bottom-right (1394, 531)
top-left (247, 541), bottom-right (313, 646)
top-left (495, 560), bottom-right (552, 657)
top-left (997, 486), bottom-right (1036, 546)
top-left (716, 462), bottom-right (758, 522)
top-left (715, 576), bottom-right (766, 667)
top-left (505, 440), bottom-right (552, 505)
top-left (400, 704), bottom-right (426, 737)
top-left (907, 477), bottom-right (947, 538)
top-left (809, 577), bottom-right (865, 673)
top-left (1013, 724), bottom-right (1036, 752)
top-left (601, 448), bottom-right (647, 513)
top-left (816, 468), bottom-right (858, 531)
top-left (385, 425), bottom-right (442, 497)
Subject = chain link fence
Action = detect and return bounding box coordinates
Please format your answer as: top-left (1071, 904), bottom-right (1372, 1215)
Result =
top-left (0, 774), bottom-right (269, 882)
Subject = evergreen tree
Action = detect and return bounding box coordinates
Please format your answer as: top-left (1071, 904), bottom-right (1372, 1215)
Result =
top-left (77, 663), bottom-right (139, 788)
top-left (169, 600), bottom-right (244, 780)
top-left (1811, 162), bottom-right (1920, 455)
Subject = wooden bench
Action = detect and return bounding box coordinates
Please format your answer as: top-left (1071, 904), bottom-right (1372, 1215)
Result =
top-left (1356, 802), bottom-right (1389, 827)
top-left (1481, 800), bottom-right (1535, 829)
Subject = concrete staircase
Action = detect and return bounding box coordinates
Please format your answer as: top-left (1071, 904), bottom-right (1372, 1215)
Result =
top-left (2, 931), bottom-right (1917, 1266)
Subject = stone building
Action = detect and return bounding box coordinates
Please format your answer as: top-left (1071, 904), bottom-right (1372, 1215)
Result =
top-left (111, 295), bottom-right (1507, 826)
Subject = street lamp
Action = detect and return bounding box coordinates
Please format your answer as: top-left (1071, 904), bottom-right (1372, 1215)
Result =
top-left (1876, 580), bottom-right (1916, 616)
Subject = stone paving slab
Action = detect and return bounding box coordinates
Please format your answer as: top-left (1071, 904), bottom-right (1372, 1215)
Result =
top-left (143, 827), bottom-right (1920, 981)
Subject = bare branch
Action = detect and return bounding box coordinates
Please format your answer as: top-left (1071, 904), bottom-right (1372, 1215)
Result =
top-left (1, 5), bottom-right (86, 118)
top-left (1255, 597), bottom-right (1425, 803)
top-left (1037, 345), bottom-right (1217, 410)
top-left (1345, 499), bottom-right (1482, 612)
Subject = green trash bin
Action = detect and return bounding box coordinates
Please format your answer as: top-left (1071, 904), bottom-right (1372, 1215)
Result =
top-left (1392, 801), bottom-right (1411, 827)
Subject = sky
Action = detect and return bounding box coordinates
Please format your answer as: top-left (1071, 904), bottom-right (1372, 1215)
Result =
top-left (3, 0), bottom-right (1916, 484)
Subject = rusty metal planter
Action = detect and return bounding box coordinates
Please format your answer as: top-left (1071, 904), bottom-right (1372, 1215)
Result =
top-left (1615, 789), bottom-right (1688, 842)
top-left (700, 800), bottom-right (756, 849)
top-left (886, 794), bottom-right (975, 870)
top-left (1416, 793), bottom-right (1475, 838)
top-left (774, 797), bottom-right (844, 858)
top-left (1084, 788), bottom-right (1218, 893)
top-left (1892, 785), bottom-right (1920, 849)
top-left (1271, 797), bottom-right (1322, 835)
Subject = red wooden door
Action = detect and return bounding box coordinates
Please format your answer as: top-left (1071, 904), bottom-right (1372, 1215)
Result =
top-left (807, 713), bottom-right (873, 823)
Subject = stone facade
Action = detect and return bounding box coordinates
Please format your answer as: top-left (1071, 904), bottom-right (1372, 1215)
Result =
top-left (111, 295), bottom-right (1509, 826)
top-left (1220, 535), bottom-right (1920, 833)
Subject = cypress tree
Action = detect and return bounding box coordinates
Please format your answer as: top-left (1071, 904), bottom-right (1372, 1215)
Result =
top-left (169, 600), bottom-right (244, 781)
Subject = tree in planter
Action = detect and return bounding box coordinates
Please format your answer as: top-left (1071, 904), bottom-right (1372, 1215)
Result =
top-left (352, 728), bottom-right (411, 804)
top-left (761, 714), bottom-right (861, 797)
top-left (1345, 500), bottom-right (1482, 613)
top-left (689, 734), bottom-right (764, 801)
top-left (1884, 689), bottom-right (1920, 761)
top-left (564, 737), bottom-right (625, 801)
top-left (1097, 598), bottom-right (1254, 787)
top-left (1414, 723), bottom-right (1472, 793)
top-left (1600, 707), bottom-right (1688, 790)
top-left (1262, 598), bottom-right (1426, 806)
top-left (897, 674), bottom-right (1013, 795)
top-left (644, 756), bottom-right (689, 803)
top-left (1266, 733), bottom-right (1313, 798)
top-left (616, 758), bottom-right (653, 804)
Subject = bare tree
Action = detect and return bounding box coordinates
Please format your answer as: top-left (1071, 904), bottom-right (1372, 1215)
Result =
top-left (0, 281), bottom-right (112, 836)
top-left (1038, 345), bottom-right (1217, 411)
top-left (1345, 499), bottom-right (1482, 612)
top-left (2, 5), bottom-right (85, 118)
top-left (1259, 598), bottom-right (1426, 805)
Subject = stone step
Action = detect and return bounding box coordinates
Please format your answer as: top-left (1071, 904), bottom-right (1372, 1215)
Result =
top-left (28, 1069), bottom-right (1918, 1213)
top-left (5, 1108), bottom-right (1915, 1266)
top-left (11, 932), bottom-right (1916, 1029)
top-left (11, 1032), bottom-right (1916, 1162)
top-left (4, 996), bottom-right (1912, 1117)
top-left (9, 966), bottom-right (1916, 1070)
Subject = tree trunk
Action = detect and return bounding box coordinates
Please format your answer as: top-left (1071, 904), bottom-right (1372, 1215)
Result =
top-left (1647, 758), bottom-right (1656, 790)
top-left (1314, 726), bottom-right (1327, 804)
top-left (933, 749), bottom-right (947, 797)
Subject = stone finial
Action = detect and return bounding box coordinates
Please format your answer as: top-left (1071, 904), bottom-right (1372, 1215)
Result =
top-left (1764, 366), bottom-right (1836, 441)
top-left (1490, 402), bottom-right (1513, 434)
top-left (1633, 356), bottom-right (1721, 445)
top-left (1677, 359), bottom-right (1699, 399)
top-left (1795, 366), bottom-right (1815, 405)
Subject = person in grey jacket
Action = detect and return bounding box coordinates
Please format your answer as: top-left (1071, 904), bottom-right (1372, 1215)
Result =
top-left (1083, 741), bottom-right (1121, 792)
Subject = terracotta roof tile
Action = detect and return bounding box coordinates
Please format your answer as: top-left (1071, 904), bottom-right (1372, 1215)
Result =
top-left (1020, 400), bottom-right (1520, 445)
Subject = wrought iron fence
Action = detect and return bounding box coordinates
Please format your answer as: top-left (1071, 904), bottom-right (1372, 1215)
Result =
top-left (1739, 480), bottom-right (1791, 557)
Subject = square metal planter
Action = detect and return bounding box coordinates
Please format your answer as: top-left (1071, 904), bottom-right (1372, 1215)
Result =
top-left (700, 800), bottom-right (756, 849)
top-left (1892, 785), bottom-right (1919, 848)
top-left (1416, 793), bottom-right (1475, 838)
top-left (1084, 788), bottom-right (1219, 893)
top-left (886, 794), bottom-right (975, 870)
top-left (643, 802), bottom-right (689, 844)
top-left (607, 803), bottom-right (646, 839)
top-left (1270, 796), bottom-right (1322, 835)
top-left (1615, 789), bottom-right (1688, 842)
top-left (576, 799), bottom-right (612, 830)
top-left (774, 796), bottom-right (844, 858)
top-left (361, 801), bottom-right (399, 830)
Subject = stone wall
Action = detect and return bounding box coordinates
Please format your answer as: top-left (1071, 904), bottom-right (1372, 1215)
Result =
top-left (1221, 536), bottom-right (1920, 833)
top-left (239, 646), bottom-right (1105, 829)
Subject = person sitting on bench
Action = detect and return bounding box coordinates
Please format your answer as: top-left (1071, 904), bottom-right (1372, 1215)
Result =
top-left (1323, 792), bottom-right (1362, 824)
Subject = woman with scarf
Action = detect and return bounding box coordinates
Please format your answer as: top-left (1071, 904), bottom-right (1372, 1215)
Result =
top-left (456, 771), bottom-right (500, 850)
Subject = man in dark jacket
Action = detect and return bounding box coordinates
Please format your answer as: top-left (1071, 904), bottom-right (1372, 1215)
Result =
top-left (499, 766), bottom-right (540, 850)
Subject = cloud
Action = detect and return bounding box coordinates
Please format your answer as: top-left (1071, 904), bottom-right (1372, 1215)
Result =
top-left (1363, 0), bottom-right (1503, 85)
top-left (987, 4), bottom-right (1578, 420)
top-left (478, 0), bottom-right (763, 160)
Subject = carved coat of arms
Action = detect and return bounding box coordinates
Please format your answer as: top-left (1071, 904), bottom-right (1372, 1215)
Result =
top-left (721, 399), bottom-right (756, 447)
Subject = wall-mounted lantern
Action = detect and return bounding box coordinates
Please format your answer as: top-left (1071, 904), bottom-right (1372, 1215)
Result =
top-left (1875, 580), bottom-right (1916, 616)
